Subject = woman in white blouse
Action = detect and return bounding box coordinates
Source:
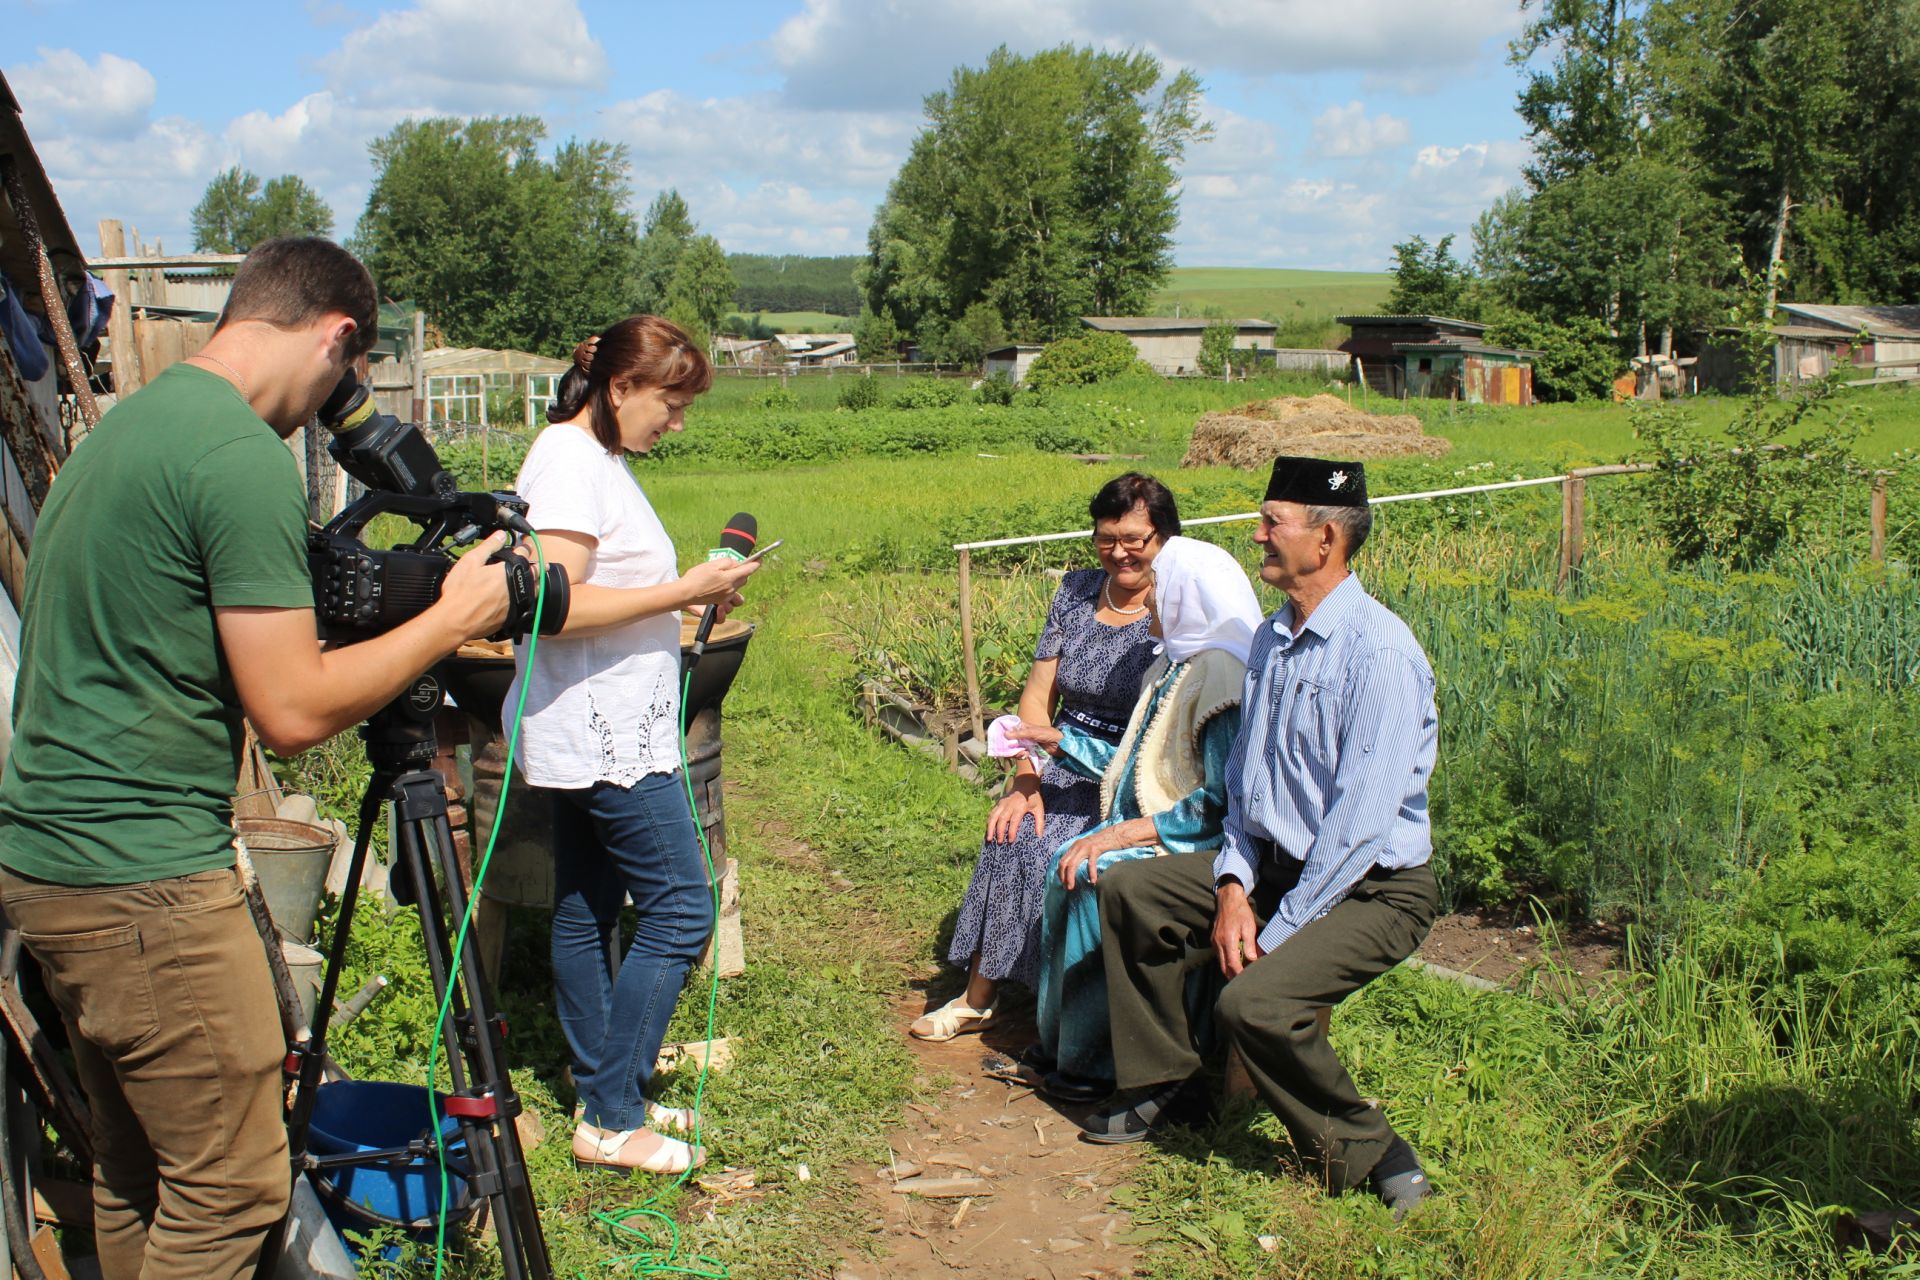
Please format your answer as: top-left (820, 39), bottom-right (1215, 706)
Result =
top-left (504, 316), bottom-right (758, 1174)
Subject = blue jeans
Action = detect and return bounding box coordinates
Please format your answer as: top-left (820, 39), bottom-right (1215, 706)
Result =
top-left (548, 772), bottom-right (714, 1131)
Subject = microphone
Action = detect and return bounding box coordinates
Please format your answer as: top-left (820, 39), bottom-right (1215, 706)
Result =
top-left (688, 512), bottom-right (756, 667)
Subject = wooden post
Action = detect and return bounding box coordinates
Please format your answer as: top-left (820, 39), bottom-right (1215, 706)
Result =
top-left (957, 548), bottom-right (985, 746)
top-left (410, 310), bottom-right (426, 422)
top-left (1871, 473), bottom-right (1888, 563)
top-left (97, 219), bottom-right (142, 397)
top-left (1559, 470), bottom-right (1574, 591)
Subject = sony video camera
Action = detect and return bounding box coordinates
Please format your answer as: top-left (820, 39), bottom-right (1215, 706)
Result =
top-left (307, 370), bottom-right (569, 641)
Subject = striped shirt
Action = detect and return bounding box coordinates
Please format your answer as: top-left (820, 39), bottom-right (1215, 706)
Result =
top-left (1213, 573), bottom-right (1437, 955)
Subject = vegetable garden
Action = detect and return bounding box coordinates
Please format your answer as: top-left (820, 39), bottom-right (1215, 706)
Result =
top-left (295, 367), bottom-right (1920, 1277)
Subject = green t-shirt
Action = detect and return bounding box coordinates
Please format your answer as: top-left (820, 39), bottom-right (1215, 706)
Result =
top-left (0, 363), bottom-right (314, 885)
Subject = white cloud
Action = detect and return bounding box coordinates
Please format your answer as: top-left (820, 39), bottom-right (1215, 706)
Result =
top-left (598, 89), bottom-right (914, 192)
top-left (318, 0), bottom-right (607, 111)
top-left (9, 49), bottom-right (157, 140)
top-left (768, 0), bottom-right (1522, 110)
top-left (1311, 101), bottom-right (1409, 157)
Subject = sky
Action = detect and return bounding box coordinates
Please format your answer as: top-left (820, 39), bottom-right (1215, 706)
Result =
top-left (3, 0), bottom-right (1539, 272)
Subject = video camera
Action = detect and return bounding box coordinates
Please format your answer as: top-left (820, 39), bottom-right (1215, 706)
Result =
top-left (307, 370), bottom-right (569, 641)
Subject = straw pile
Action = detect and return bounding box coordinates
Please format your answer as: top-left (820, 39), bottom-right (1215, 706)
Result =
top-left (1180, 395), bottom-right (1450, 469)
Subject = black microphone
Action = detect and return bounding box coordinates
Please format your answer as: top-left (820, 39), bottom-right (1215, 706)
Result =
top-left (688, 512), bottom-right (756, 667)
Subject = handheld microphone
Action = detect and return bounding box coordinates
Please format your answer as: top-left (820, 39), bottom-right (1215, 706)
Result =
top-left (688, 512), bottom-right (756, 667)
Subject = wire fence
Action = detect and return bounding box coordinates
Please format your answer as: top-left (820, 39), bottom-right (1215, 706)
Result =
top-left (947, 464), bottom-right (1895, 742)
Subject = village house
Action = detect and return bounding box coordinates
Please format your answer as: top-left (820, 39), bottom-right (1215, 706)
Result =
top-left (1078, 316), bottom-right (1276, 376)
top-left (1336, 314), bottom-right (1539, 405)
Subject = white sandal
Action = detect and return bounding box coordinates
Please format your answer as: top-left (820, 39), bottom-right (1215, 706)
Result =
top-left (909, 996), bottom-right (996, 1042)
top-left (577, 1100), bottom-right (698, 1135)
top-left (572, 1124), bottom-right (705, 1174)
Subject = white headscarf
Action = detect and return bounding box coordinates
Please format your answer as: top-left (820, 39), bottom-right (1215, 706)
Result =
top-left (1148, 535), bottom-right (1264, 665)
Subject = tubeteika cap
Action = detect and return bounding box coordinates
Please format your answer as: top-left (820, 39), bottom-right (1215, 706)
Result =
top-left (1265, 455), bottom-right (1368, 508)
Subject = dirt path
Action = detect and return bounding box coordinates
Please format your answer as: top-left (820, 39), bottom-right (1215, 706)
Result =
top-left (837, 998), bottom-right (1144, 1280)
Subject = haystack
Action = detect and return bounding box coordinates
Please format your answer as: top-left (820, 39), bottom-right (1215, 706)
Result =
top-left (1181, 395), bottom-right (1450, 469)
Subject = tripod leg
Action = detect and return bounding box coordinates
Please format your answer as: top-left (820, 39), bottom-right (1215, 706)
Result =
top-left (391, 772), bottom-right (552, 1280)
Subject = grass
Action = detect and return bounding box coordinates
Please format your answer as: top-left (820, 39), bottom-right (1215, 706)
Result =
top-left (283, 373), bottom-right (1920, 1277)
top-left (1153, 266), bottom-right (1394, 347)
top-left (724, 310), bottom-right (852, 333)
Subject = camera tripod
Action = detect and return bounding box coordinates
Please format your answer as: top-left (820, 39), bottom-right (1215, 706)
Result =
top-left (283, 667), bottom-right (552, 1279)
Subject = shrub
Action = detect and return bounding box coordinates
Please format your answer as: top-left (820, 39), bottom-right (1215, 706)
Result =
top-left (756, 385), bottom-right (799, 411)
top-left (890, 378), bottom-right (963, 409)
top-left (1197, 319), bottom-right (1237, 377)
top-left (1025, 331), bottom-right (1150, 390)
top-left (1633, 374), bottom-right (1862, 568)
top-left (976, 373), bottom-right (1016, 406)
top-left (1484, 311), bottom-right (1622, 401)
top-left (836, 375), bottom-right (883, 411)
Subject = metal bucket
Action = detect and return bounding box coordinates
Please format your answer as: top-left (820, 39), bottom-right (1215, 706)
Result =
top-left (237, 816), bottom-right (335, 943)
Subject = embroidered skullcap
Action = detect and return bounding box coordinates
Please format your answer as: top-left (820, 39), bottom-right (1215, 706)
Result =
top-left (1265, 455), bottom-right (1367, 508)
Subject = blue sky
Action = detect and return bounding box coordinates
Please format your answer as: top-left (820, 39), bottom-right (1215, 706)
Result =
top-left (4, 0), bottom-right (1538, 272)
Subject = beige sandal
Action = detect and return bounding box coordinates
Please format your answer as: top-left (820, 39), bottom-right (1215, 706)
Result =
top-left (576, 1101), bottom-right (697, 1135)
top-left (572, 1124), bottom-right (705, 1174)
top-left (909, 996), bottom-right (996, 1042)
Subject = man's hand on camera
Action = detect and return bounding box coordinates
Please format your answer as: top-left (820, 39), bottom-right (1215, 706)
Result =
top-left (680, 557), bottom-right (759, 610)
top-left (437, 530), bottom-right (515, 642)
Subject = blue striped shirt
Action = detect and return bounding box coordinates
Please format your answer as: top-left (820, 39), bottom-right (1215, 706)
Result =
top-left (1213, 573), bottom-right (1437, 955)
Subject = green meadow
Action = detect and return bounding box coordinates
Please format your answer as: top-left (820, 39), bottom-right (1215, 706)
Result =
top-left (295, 371), bottom-right (1920, 1277)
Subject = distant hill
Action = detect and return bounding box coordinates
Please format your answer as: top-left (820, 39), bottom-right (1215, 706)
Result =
top-left (1153, 267), bottom-right (1392, 347)
top-left (721, 258), bottom-right (1392, 345)
top-left (728, 254), bottom-right (862, 318)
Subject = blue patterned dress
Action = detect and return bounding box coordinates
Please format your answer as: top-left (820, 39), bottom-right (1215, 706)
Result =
top-left (945, 570), bottom-right (1158, 989)
top-left (1034, 666), bottom-right (1241, 1084)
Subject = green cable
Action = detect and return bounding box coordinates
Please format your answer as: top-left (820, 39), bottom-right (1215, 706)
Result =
top-left (425, 531), bottom-right (549, 1278)
top-left (417, 533), bottom-right (733, 1278)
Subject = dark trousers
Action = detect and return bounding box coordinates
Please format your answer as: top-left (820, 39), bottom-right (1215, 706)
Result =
top-left (548, 773), bottom-right (715, 1132)
top-left (1100, 849), bottom-right (1438, 1192)
top-left (0, 864), bottom-right (290, 1280)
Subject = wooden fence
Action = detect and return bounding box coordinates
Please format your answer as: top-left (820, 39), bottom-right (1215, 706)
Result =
top-left (947, 465), bottom-right (1897, 743)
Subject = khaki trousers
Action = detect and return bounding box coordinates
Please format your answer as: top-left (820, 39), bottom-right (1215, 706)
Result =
top-left (1100, 849), bottom-right (1438, 1193)
top-left (0, 865), bottom-right (290, 1280)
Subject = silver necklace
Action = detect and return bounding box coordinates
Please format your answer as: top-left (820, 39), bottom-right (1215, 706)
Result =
top-left (1102, 578), bottom-right (1148, 616)
top-left (192, 353), bottom-right (251, 401)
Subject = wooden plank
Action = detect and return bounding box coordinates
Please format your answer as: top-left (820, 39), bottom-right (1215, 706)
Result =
top-left (85, 253), bottom-right (244, 270)
top-left (957, 548), bottom-right (984, 745)
top-left (1872, 474), bottom-right (1888, 563)
top-left (97, 221), bottom-right (144, 396)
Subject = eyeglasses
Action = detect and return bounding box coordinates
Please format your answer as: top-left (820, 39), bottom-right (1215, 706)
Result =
top-left (1091, 533), bottom-right (1155, 552)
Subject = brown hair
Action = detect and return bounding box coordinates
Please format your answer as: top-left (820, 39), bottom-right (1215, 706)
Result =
top-left (548, 315), bottom-right (714, 452)
top-left (217, 237), bottom-right (378, 359)
top-left (1090, 471), bottom-right (1182, 538)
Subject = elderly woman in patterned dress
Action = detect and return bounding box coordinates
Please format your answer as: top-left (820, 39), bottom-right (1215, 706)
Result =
top-left (910, 474), bottom-right (1181, 1041)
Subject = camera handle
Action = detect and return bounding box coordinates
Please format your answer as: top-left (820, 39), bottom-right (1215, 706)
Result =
top-left (283, 674), bottom-right (552, 1280)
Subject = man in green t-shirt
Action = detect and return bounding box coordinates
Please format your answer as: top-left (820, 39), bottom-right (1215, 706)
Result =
top-left (0, 238), bottom-right (511, 1280)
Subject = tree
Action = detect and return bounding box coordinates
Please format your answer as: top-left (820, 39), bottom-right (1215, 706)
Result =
top-left (1197, 318), bottom-right (1237, 376)
top-left (1025, 330), bottom-right (1147, 390)
top-left (852, 307), bottom-right (901, 361)
top-left (192, 167), bottom-right (261, 253)
top-left (353, 117), bottom-right (641, 356)
top-left (861, 45), bottom-right (1209, 347)
top-left (1385, 235), bottom-right (1473, 318)
top-left (192, 167), bottom-right (333, 253)
top-left (635, 190), bottom-right (696, 314)
top-left (662, 234), bottom-right (735, 351)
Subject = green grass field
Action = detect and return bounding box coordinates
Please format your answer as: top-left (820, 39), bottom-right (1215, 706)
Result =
top-left (725, 310), bottom-right (853, 333)
top-left (1153, 266), bottom-right (1393, 344)
top-left (294, 375), bottom-right (1920, 1278)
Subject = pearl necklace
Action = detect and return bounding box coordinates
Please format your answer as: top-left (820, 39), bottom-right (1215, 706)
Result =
top-left (1102, 578), bottom-right (1148, 616)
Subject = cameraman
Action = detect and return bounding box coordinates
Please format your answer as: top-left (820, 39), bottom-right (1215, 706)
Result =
top-left (0, 237), bottom-right (512, 1280)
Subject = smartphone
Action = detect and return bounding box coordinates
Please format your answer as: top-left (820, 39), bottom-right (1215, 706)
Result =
top-left (742, 539), bottom-right (784, 563)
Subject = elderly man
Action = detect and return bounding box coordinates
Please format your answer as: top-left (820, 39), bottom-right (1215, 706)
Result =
top-left (1080, 455), bottom-right (1440, 1217)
